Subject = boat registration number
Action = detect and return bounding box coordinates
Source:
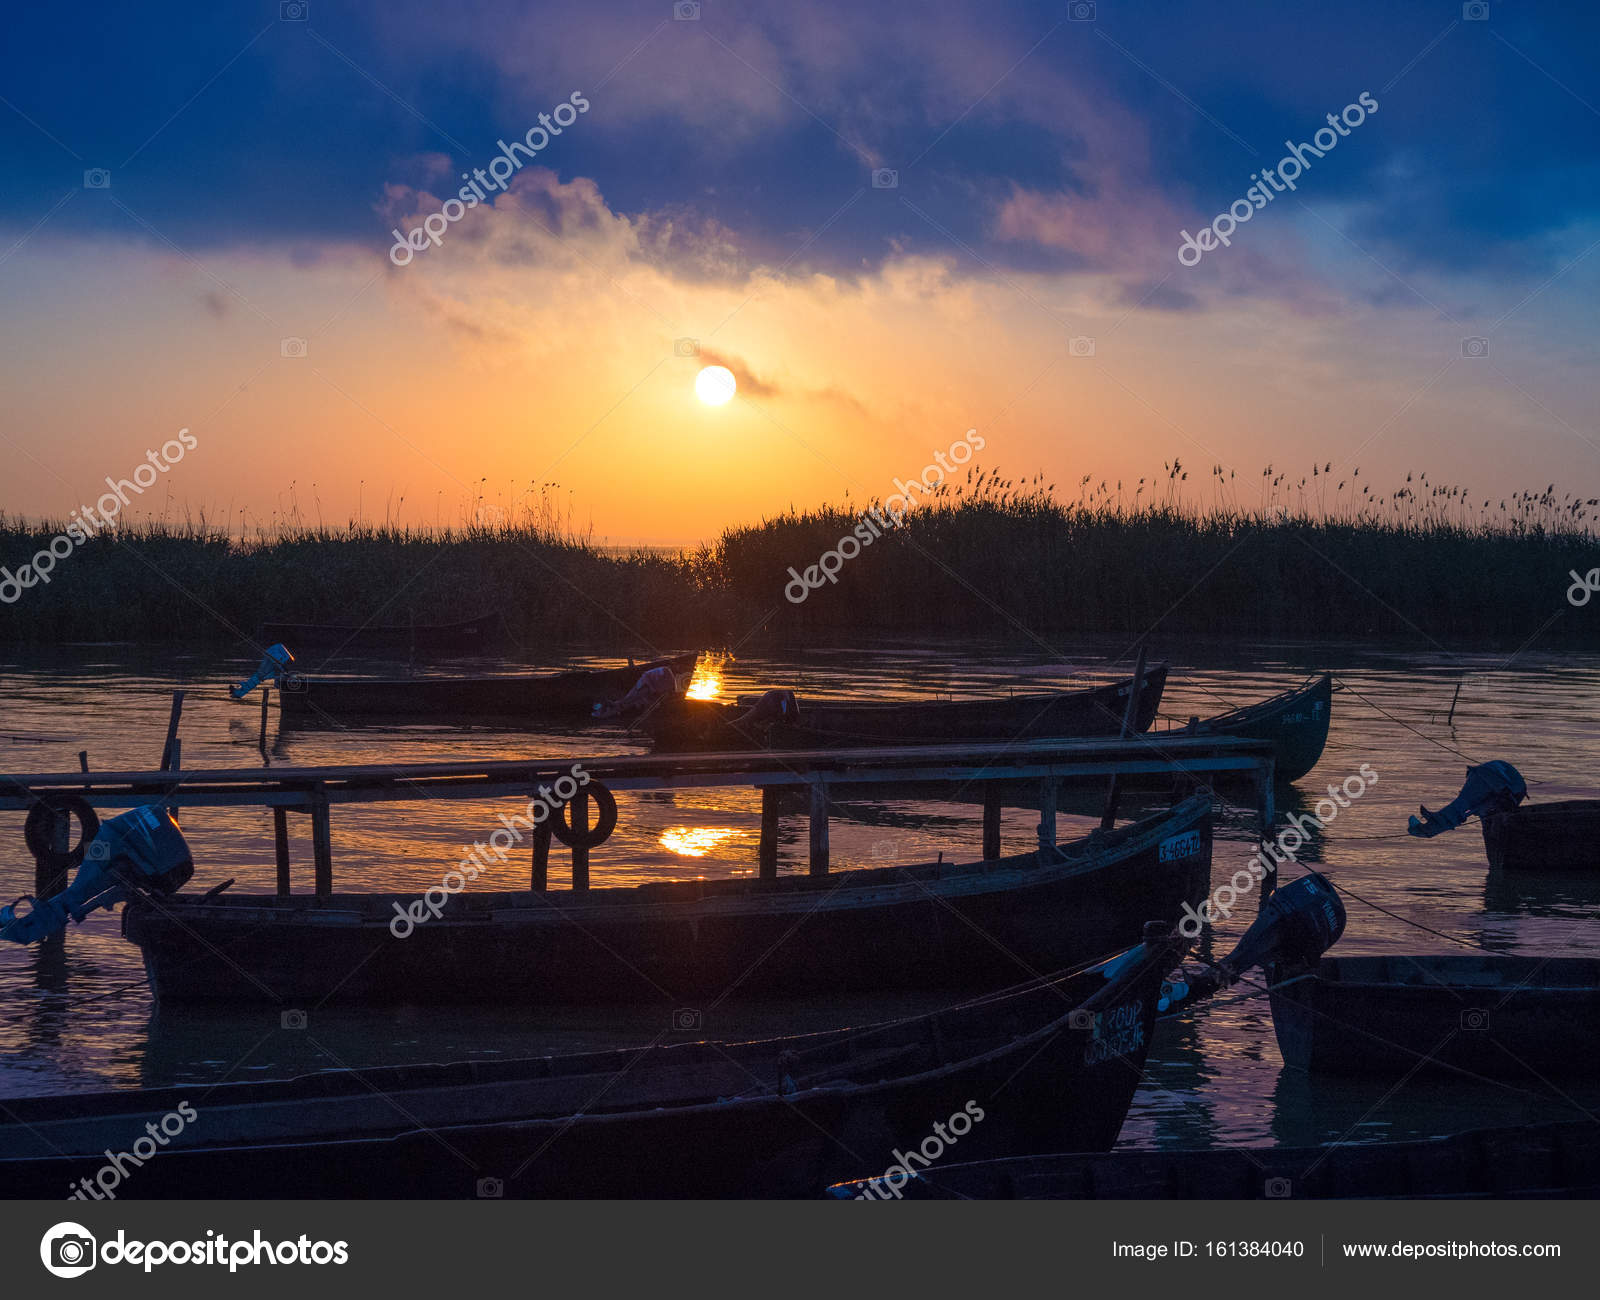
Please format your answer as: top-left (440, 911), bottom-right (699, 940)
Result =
top-left (1084, 1001), bottom-right (1145, 1064)
top-left (1158, 831), bottom-right (1201, 862)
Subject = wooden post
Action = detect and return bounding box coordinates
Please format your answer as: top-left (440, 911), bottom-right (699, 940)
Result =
top-left (808, 781), bottom-right (829, 876)
top-left (167, 738), bottom-right (180, 771)
top-left (38, 806), bottom-right (71, 901)
top-left (259, 687), bottom-right (270, 762)
top-left (981, 784), bottom-right (1002, 860)
top-left (159, 690), bottom-right (185, 771)
top-left (78, 751), bottom-right (89, 791)
top-left (1037, 777), bottom-right (1059, 854)
top-left (1101, 646), bottom-right (1147, 830)
top-left (569, 788), bottom-right (589, 891)
top-left (311, 789), bottom-right (333, 898)
top-left (758, 786), bottom-right (780, 880)
top-left (1257, 761), bottom-right (1277, 901)
top-left (273, 807), bottom-right (291, 896)
top-left (532, 823), bottom-right (552, 892)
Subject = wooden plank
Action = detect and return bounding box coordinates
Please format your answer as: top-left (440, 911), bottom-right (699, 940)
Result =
top-left (982, 784), bottom-right (1002, 860)
top-left (1100, 646), bottom-right (1146, 830)
top-left (758, 786), bottom-right (780, 880)
top-left (569, 789), bottom-right (590, 891)
top-left (1037, 777), bottom-right (1059, 853)
top-left (159, 691), bottom-right (185, 771)
top-left (808, 782), bottom-right (829, 876)
top-left (532, 823), bottom-right (552, 892)
top-left (311, 790), bottom-right (333, 897)
top-left (273, 807), bottom-right (290, 896)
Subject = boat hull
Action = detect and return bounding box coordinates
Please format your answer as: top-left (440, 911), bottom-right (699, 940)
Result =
top-left (0, 938), bottom-right (1183, 1198)
top-left (826, 1120), bottom-right (1600, 1199)
top-left (1483, 800), bottom-right (1600, 871)
top-left (276, 653), bottom-right (698, 722)
top-left (122, 796), bottom-right (1212, 1006)
top-left (650, 665), bottom-right (1168, 751)
top-left (1270, 954), bottom-right (1600, 1078)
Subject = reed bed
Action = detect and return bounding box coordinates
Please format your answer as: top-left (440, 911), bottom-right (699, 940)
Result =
top-left (1, 463), bottom-right (1595, 648)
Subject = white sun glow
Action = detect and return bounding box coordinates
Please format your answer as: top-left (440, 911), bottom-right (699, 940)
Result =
top-left (694, 365), bottom-right (737, 405)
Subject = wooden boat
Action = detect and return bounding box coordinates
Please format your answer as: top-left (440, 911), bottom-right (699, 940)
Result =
top-left (1172, 673), bottom-right (1331, 784)
top-left (1269, 954), bottom-right (1600, 1079)
top-left (647, 664), bottom-right (1169, 752)
top-left (120, 794), bottom-right (1213, 1005)
top-left (0, 929), bottom-right (1185, 1198)
top-left (1483, 800), bottom-right (1600, 871)
top-left (275, 652), bottom-right (700, 723)
top-left (826, 1119), bottom-right (1600, 1199)
top-left (258, 614), bottom-right (495, 655)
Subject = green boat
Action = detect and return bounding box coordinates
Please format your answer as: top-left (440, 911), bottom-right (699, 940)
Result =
top-left (1179, 672), bottom-right (1332, 784)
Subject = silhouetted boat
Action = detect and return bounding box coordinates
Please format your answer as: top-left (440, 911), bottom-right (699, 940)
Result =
top-left (826, 1120), bottom-right (1600, 1199)
top-left (1483, 800), bottom-right (1600, 872)
top-left (647, 664), bottom-right (1169, 751)
top-left (258, 614), bottom-right (495, 655)
top-left (0, 929), bottom-right (1185, 1198)
top-left (1169, 673), bottom-right (1331, 784)
top-left (1269, 953), bottom-right (1600, 1079)
top-left (274, 653), bottom-right (700, 723)
top-left (121, 794), bottom-right (1213, 1006)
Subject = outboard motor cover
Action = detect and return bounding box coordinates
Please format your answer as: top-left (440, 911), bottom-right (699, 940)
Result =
top-left (1217, 872), bottom-right (1346, 980)
top-left (89, 805), bottom-right (195, 895)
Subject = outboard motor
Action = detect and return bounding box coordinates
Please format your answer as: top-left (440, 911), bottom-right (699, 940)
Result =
top-left (230, 643), bottom-right (294, 700)
top-left (1168, 873), bottom-right (1346, 1007)
top-left (1, 806), bottom-right (193, 945)
top-left (595, 664), bottom-right (683, 720)
top-left (1407, 760), bottom-right (1527, 838)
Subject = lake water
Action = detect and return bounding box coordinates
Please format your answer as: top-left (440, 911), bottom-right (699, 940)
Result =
top-left (3, 639), bottom-right (1598, 1156)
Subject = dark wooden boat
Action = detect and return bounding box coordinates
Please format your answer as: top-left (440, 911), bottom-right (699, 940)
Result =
top-left (275, 652), bottom-right (700, 723)
top-left (826, 1119), bottom-right (1600, 1199)
top-left (648, 664), bottom-right (1169, 751)
top-left (258, 614), bottom-right (495, 655)
top-left (1483, 800), bottom-right (1600, 871)
top-left (121, 794), bottom-right (1212, 1005)
top-left (1176, 673), bottom-right (1331, 784)
top-left (1269, 953), bottom-right (1600, 1079)
top-left (0, 929), bottom-right (1185, 1198)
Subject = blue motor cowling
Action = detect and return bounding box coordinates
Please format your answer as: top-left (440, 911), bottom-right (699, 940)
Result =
top-left (1, 805), bottom-right (193, 944)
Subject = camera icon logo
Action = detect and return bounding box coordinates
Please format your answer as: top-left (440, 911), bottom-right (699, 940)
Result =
top-left (1067, 1008), bottom-right (1095, 1030)
top-left (280, 1), bottom-right (310, 19)
top-left (83, 169), bottom-right (111, 190)
top-left (280, 337), bottom-right (308, 359)
top-left (1069, 336), bottom-right (1096, 357)
top-left (1460, 1007), bottom-right (1490, 1030)
top-left (871, 168), bottom-right (899, 189)
top-left (674, 1), bottom-right (700, 19)
top-left (674, 337), bottom-right (700, 357)
top-left (1068, 1), bottom-right (1097, 21)
top-left (477, 1176), bottom-right (504, 1198)
top-left (280, 672), bottom-right (308, 694)
top-left (281, 1008), bottom-right (308, 1030)
top-left (1461, 336), bottom-right (1489, 359)
top-left (671, 1007), bottom-right (703, 1032)
top-left (1462, 2), bottom-right (1489, 20)
top-left (41, 1222), bottom-right (97, 1278)
top-left (1264, 1177), bottom-right (1292, 1198)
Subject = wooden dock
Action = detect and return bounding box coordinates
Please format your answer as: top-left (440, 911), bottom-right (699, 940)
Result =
top-left (1, 734), bottom-right (1275, 897)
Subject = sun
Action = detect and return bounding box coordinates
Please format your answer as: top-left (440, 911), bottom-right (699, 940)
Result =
top-left (694, 365), bottom-right (737, 406)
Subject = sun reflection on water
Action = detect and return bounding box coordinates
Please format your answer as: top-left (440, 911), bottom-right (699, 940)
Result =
top-left (685, 656), bottom-right (726, 701)
top-left (660, 826), bottom-right (742, 857)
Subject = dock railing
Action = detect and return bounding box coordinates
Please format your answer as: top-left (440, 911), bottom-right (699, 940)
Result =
top-left (1, 735), bottom-right (1275, 897)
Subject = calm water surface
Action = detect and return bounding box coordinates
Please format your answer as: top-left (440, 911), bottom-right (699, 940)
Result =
top-left (3, 639), bottom-right (1598, 1154)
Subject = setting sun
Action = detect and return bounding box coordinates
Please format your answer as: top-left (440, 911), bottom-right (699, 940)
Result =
top-left (694, 365), bottom-right (737, 406)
